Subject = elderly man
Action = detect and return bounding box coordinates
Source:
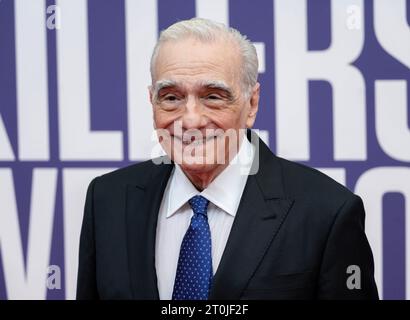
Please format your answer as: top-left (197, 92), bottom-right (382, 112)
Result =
top-left (77, 18), bottom-right (378, 300)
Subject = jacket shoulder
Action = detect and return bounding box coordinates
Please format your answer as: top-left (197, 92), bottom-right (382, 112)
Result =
top-left (95, 156), bottom-right (171, 187)
top-left (276, 156), bottom-right (355, 205)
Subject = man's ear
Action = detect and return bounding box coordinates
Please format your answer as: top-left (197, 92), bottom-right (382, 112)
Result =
top-left (245, 82), bottom-right (260, 128)
top-left (149, 86), bottom-right (157, 129)
top-left (148, 85), bottom-right (153, 105)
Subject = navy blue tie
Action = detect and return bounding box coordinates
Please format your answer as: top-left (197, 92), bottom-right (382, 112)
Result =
top-left (172, 195), bottom-right (213, 300)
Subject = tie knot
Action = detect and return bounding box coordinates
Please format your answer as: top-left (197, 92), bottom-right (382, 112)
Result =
top-left (188, 195), bottom-right (209, 216)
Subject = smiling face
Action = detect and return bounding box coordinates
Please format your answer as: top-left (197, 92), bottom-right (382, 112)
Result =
top-left (150, 37), bottom-right (260, 176)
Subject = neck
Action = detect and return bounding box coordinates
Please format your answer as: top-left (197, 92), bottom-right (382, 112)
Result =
top-left (182, 163), bottom-right (229, 191)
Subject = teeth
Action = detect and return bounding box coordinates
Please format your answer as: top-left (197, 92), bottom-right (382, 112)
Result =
top-left (183, 140), bottom-right (203, 146)
top-left (181, 136), bottom-right (216, 145)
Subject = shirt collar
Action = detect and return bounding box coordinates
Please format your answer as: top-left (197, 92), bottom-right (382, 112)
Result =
top-left (165, 135), bottom-right (255, 218)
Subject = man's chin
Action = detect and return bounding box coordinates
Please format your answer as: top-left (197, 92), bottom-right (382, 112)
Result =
top-left (178, 158), bottom-right (221, 174)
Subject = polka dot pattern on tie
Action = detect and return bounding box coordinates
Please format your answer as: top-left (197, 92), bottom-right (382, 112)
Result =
top-left (172, 195), bottom-right (213, 300)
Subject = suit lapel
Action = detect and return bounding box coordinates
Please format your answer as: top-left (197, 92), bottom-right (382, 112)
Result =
top-left (209, 131), bottom-right (294, 299)
top-left (209, 177), bottom-right (293, 299)
top-left (126, 160), bottom-right (173, 299)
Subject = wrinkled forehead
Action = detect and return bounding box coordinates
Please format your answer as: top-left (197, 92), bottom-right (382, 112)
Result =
top-left (152, 37), bottom-right (243, 84)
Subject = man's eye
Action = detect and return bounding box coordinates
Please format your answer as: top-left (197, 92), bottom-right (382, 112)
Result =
top-left (163, 95), bottom-right (180, 102)
top-left (206, 94), bottom-right (222, 100)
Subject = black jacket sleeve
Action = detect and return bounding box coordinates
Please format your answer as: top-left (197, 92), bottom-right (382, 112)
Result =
top-left (76, 177), bottom-right (99, 300)
top-left (317, 194), bottom-right (379, 299)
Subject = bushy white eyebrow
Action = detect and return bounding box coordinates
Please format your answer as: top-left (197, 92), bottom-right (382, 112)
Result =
top-left (199, 80), bottom-right (234, 100)
top-left (150, 79), bottom-right (234, 101)
top-left (199, 80), bottom-right (231, 93)
top-left (151, 79), bottom-right (178, 101)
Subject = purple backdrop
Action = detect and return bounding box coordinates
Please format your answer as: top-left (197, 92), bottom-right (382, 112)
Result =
top-left (0, 0), bottom-right (409, 300)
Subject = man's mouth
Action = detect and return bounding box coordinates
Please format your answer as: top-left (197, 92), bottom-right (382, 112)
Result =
top-left (171, 135), bottom-right (218, 146)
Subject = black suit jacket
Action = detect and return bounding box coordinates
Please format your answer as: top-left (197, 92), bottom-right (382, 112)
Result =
top-left (77, 131), bottom-right (378, 299)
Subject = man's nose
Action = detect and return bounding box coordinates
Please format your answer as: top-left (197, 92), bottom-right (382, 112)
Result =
top-left (181, 95), bottom-right (205, 129)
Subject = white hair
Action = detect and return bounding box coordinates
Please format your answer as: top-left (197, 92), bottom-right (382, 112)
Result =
top-left (150, 18), bottom-right (259, 97)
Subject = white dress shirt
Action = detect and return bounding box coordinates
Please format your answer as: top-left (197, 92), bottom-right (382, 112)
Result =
top-left (155, 136), bottom-right (255, 299)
